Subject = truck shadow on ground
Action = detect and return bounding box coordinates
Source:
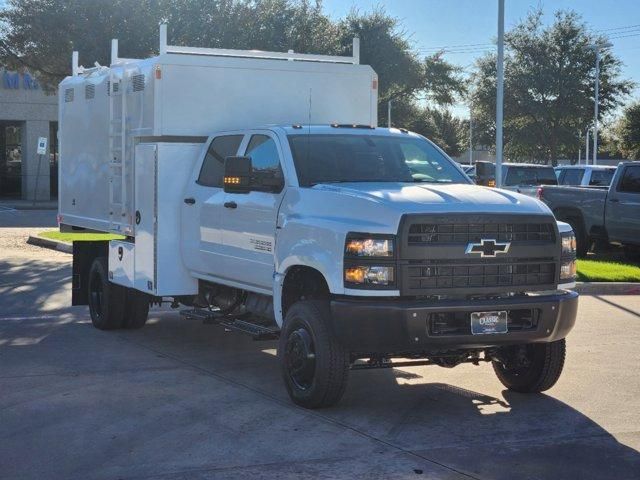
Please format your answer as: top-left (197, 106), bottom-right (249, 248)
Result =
top-left (131, 314), bottom-right (640, 478)
top-left (2, 311), bottom-right (639, 479)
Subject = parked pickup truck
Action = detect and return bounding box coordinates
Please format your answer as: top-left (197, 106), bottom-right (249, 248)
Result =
top-left (475, 161), bottom-right (558, 197)
top-left (554, 165), bottom-right (616, 187)
top-left (58, 26), bottom-right (579, 408)
top-left (539, 162), bottom-right (640, 258)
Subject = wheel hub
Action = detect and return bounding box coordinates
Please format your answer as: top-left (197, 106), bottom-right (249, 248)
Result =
top-left (285, 327), bottom-right (316, 390)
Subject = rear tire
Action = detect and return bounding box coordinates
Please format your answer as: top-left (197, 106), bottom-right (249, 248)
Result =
top-left (88, 257), bottom-right (126, 330)
top-left (492, 339), bottom-right (566, 393)
top-left (278, 301), bottom-right (350, 409)
top-left (123, 288), bottom-right (150, 329)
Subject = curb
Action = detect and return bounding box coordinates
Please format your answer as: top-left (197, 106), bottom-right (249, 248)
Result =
top-left (26, 235), bottom-right (72, 254)
top-left (574, 282), bottom-right (640, 295)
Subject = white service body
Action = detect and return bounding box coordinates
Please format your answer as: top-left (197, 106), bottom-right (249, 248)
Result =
top-left (59, 45), bottom-right (377, 303)
top-left (58, 51), bottom-right (377, 234)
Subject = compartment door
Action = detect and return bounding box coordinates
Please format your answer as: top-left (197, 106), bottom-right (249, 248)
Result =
top-left (134, 143), bottom-right (157, 294)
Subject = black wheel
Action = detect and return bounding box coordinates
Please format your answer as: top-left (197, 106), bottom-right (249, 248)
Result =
top-left (123, 288), bottom-right (150, 329)
top-left (564, 217), bottom-right (589, 258)
top-left (492, 339), bottom-right (566, 393)
top-left (88, 257), bottom-right (126, 330)
top-left (278, 301), bottom-right (350, 409)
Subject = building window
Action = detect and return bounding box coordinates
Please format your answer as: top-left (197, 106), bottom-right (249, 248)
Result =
top-left (0, 122), bottom-right (23, 198)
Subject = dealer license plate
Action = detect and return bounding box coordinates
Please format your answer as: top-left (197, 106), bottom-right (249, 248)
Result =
top-left (471, 311), bottom-right (508, 335)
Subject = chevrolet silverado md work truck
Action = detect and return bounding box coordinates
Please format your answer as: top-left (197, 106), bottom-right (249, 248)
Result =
top-left (58, 26), bottom-right (578, 408)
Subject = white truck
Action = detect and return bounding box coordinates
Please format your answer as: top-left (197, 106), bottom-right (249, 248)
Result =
top-left (59, 26), bottom-right (579, 408)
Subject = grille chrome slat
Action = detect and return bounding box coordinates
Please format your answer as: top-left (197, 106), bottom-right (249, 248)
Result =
top-left (408, 222), bottom-right (555, 246)
top-left (406, 261), bottom-right (556, 290)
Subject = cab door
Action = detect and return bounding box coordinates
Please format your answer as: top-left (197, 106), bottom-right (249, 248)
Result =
top-left (181, 134), bottom-right (245, 277)
top-left (605, 164), bottom-right (640, 244)
top-left (219, 131), bottom-right (286, 291)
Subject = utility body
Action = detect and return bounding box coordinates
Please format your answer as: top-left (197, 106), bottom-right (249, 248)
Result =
top-left (59, 26), bottom-right (578, 408)
top-left (539, 162), bottom-right (640, 258)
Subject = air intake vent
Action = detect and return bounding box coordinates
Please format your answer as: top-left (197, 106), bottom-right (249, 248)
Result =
top-left (64, 88), bottom-right (74, 102)
top-left (112, 81), bottom-right (120, 94)
top-left (132, 74), bottom-right (145, 92)
top-left (85, 84), bottom-right (95, 99)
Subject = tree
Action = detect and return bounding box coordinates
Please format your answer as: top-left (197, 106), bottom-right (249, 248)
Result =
top-left (0, 0), bottom-right (466, 135)
top-left (609, 102), bottom-right (640, 160)
top-left (472, 9), bottom-right (633, 165)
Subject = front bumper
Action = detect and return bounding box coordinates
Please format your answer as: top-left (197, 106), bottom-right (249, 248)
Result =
top-left (330, 290), bottom-right (578, 354)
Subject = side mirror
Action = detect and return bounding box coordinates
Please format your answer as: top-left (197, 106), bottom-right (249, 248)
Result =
top-left (224, 156), bottom-right (252, 193)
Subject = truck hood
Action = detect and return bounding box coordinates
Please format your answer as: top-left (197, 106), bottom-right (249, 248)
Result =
top-left (311, 182), bottom-right (552, 216)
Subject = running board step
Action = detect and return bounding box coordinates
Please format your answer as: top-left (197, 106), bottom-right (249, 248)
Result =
top-left (180, 308), bottom-right (222, 324)
top-left (219, 319), bottom-right (280, 341)
top-left (180, 309), bottom-right (280, 340)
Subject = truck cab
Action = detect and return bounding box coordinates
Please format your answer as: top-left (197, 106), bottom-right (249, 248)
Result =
top-left (174, 124), bottom-right (579, 407)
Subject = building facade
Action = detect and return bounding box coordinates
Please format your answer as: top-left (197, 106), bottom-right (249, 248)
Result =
top-left (0, 69), bottom-right (58, 200)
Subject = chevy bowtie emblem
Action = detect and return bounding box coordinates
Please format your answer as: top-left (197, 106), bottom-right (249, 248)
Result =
top-left (466, 239), bottom-right (510, 258)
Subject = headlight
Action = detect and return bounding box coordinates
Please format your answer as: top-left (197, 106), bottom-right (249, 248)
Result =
top-left (560, 259), bottom-right (577, 281)
top-left (561, 234), bottom-right (576, 255)
top-left (344, 266), bottom-right (395, 287)
top-left (345, 235), bottom-right (394, 257)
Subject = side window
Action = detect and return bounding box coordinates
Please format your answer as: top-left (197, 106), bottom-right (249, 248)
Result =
top-left (562, 169), bottom-right (584, 185)
top-left (619, 166), bottom-right (640, 194)
top-left (589, 169), bottom-right (614, 186)
top-left (244, 134), bottom-right (284, 192)
top-left (197, 135), bottom-right (243, 187)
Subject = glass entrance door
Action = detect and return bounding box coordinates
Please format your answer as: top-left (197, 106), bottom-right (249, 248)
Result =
top-left (0, 122), bottom-right (23, 198)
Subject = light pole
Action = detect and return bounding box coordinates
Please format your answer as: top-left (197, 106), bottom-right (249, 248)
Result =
top-left (585, 127), bottom-right (590, 164)
top-left (495, 0), bottom-right (505, 187)
top-left (578, 130), bottom-right (582, 164)
top-left (469, 105), bottom-right (473, 166)
top-left (591, 42), bottom-right (612, 166)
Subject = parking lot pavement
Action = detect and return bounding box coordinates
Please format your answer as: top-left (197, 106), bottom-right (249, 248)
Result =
top-left (1, 214), bottom-right (640, 479)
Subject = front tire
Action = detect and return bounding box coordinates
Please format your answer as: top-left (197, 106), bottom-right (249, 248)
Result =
top-left (88, 257), bottom-right (126, 330)
top-left (278, 301), bottom-right (350, 409)
top-left (492, 339), bottom-right (566, 393)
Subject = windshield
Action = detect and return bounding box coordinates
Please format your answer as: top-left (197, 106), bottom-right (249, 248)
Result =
top-left (504, 166), bottom-right (558, 186)
top-left (287, 134), bottom-right (469, 187)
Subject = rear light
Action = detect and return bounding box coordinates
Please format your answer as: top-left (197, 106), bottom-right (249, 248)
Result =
top-left (537, 187), bottom-right (543, 200)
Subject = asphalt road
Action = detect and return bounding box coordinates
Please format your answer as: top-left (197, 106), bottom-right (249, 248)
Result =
top-left (1, 211), bottom-right (639, 480)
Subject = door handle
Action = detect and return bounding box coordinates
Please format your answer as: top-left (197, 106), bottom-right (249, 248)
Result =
top-left (608, 198), bottom-right (619, 203)
top-left (184, 197), bottom-right (196, 205)
top-left (224, 201), bottom-right (238, 209)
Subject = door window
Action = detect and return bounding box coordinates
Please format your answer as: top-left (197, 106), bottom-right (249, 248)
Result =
top-left (197, 135), bottom-right (243, 187)
top-left (244, 134), bottom-right (284, 192)
top-left (619, 166), bottom-right (640, 194)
